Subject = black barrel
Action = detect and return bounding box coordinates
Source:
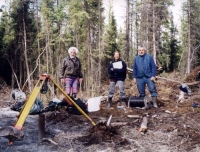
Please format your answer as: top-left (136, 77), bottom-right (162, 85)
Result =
top-left (128, 96), bottom-right (149, 108)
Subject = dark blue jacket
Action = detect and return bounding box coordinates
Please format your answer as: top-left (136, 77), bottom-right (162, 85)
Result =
top-left (132, 53), bottom-right (156, 78)
top-left (108, 59), bottom-right (127, 81)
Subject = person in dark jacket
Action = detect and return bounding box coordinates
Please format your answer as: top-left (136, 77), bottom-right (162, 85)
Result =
top-left (60, 47), bottom-right (83, 98)
top-left (132, 46), bottom-right (158, 108)
top-left (108, 51), bottom-right (127, 108)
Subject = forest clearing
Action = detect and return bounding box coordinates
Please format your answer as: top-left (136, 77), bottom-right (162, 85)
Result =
top-left (0, 67), bottom-right (200, 152)
top-left (0, 0), bottom-right (200, 151)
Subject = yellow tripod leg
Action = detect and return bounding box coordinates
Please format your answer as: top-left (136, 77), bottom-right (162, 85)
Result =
top-left (15, 80), bottom-right (44, 130)
top-left (49, 77), bottom-right (96, 126)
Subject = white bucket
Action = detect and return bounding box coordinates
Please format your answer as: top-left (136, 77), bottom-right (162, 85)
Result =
top-left (86, 96), bottom-right (102, 112)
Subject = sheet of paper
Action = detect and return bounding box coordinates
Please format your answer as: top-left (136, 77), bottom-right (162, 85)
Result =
top-left (113, 61), bottom-right (122, 69)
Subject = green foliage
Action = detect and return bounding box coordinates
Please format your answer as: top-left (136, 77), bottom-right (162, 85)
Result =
top-left (158, 11), bottom-right (180, 72)
top-left (0, 0), bottom-right (39, 86)
top-left (117, 27), bottom-right (126, 60)
top-left (160, 71), bottom-right (168, 78)
top-left (179, 0), bottom-right (200, 73)
top-left (1, 0), bottom-right (199, 97)
top-left (103, 11), bottom-right (118, 61)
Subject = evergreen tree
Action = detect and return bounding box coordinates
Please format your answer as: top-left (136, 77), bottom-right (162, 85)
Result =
top-left (179, 0), bottom-right (200, 75)
top-left (158, 12), bottom-right (180, 72)
top-left (0, 10), bottom-right (12, 84)
top-left (103, 9), bottom-right (118, 65)
top-left (117, 27), bottom-right (126, 59)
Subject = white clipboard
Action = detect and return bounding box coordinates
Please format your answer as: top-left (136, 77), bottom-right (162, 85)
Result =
top-left (113, 61), bottom-right (123, 69)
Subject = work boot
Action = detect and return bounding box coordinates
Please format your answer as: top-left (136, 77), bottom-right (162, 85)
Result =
top-left (107, 97), bottom-right (112, 108)
top-left (121, 98), bottom-right (126, 108)
top-left (152, 96), bottom-right (158, 108)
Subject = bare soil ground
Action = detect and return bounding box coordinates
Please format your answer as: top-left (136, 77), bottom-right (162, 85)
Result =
top-left (0, 72), bottom-right (200, 152)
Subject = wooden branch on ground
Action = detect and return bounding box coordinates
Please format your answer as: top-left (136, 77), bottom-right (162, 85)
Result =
top-left (156, 76), bottom-right (182, 84)
top-left (184, 81), bottom-right (200, 86)
top-left (127, 67), bottom-right (200, 86)
top-left (110, 122), bottom-right (128, 127)
top-left (42, 138), bottom-right (58, 145)
top-left (127, 115), bottom-right (140, 118)
top-left (139, 117), bottom-right (148, 135)
top-left (156, 76), bottom-right (200, 85)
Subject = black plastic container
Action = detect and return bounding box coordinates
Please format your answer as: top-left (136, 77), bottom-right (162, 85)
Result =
top-left (128, 96), bottom-right (150, 108)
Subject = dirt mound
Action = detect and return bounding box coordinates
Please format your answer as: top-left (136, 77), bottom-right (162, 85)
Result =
top-left (185, 65), bottom-right (200, 82)
top-left (45, 109), bottom-right (69, 123)
top-left (76, 122), bottom-right (128, 146)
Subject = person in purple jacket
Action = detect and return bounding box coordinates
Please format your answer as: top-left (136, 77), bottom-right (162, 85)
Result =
top-left (107, 51), bottom-right (127, 108)
top-left (132, 46), bottom-right (158, 108)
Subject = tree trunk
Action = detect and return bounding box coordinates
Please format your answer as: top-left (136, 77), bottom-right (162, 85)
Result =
top-left (36, 0), bottom-right (41, 75)
top-left (46, 33), bottom-right (49, 74)
top-left (152, 1), bottom-right (156, 64)
top-left (187, 0), bottom-right (191, 74)
top-left (125, 0), bottom-right (130, 63)
top-left (135, 0), bottom-right (138, 52)
top-left (98, 0), bottom-right (101, 95)
top-left (23, 16), bottom-right (31, 91)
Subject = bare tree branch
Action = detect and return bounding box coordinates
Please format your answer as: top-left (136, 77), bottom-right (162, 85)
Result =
top-left (21, 34), bottom-right (62, 91)
top-left (6, 57), bottom-right (21, 91)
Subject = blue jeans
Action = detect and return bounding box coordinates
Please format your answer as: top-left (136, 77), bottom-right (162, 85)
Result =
top-left (136, 77), bottom-right (157, 97)
top-left (108, 81), bottom-right (126, 99)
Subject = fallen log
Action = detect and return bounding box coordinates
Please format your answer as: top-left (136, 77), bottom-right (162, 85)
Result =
top-left (139, 117), bottom-right (148, 135)
top-left (184, 81), bottom-right (200, 86)
top-left (127, 67), bottom-right (200, 86)
top-left (156, 76), bottom-right (200, 86)
top-left (156, 76), bottom-right (181, 84)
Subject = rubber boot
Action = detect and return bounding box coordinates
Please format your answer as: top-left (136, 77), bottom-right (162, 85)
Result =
top-left (121, 98), bottom-right (126, 108)
top-left (107, 97), bottom-right (112, 108)
top-left (152, 96), bottom-right (158, 108)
